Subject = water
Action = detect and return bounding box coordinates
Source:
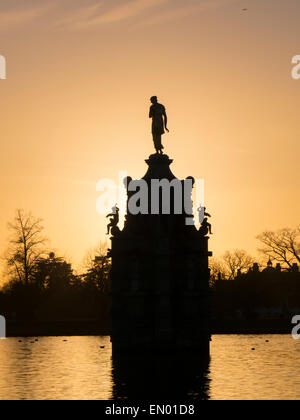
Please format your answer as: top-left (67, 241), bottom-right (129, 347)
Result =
top-left (0, 335), bottom-right (299, 400)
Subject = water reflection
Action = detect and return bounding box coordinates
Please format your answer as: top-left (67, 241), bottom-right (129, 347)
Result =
top-left (0, 335), bottom-right (300, 399)
top-left (0, 336), bottom-right (113, 400)
top-left (112, 353), bottom-right (210, 400)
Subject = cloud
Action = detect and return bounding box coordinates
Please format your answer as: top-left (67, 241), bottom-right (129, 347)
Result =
top-left (92, 0), bottom-right (168, 24)
top-left (0, 3), bottom-right (52, 30)
top-left (137, 0), bottom-right (239, 26)
top-left (55, 2), bottom-right (104, 29)
top-left (0, 0), bottom-right (239, 32)
top-left (58, 0), bottom-right (169, 30)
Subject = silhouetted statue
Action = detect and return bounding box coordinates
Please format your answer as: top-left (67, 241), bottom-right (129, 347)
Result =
top-left (197, 206), bottom-right (211, 225)
top-left (149, 96), bottom-right (169, 154)
top-left (199, 217), bottom-right (212, 236)
top-left (106, 205), bottom-right (120, 236)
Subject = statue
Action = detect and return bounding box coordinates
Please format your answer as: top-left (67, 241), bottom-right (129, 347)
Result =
top-left (199, 217), bottom-right (212, 236)
top-left (197, 206), bottom-right (211, 225)
top-left (198, 207), bottom-right (212, 236)
top-left (149, 96), bottom-right (169, 154)
top-left (106, 205), bottom-right (120, 236)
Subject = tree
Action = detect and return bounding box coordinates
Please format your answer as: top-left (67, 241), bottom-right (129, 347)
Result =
top-left (209, 257), bottom-right (227, 287)
top-left (80, 242), bottom-right (111, 324)
top-left (222, 249), bottom-right (254, 280)
top-left (4, 210), bottom-right (47, 285)
top-left (32, 252), bottom-right (75, 291)
top-left (82, 242), bottom-right (111, 292)
top-left (257, 226), bottom-right (300, 268)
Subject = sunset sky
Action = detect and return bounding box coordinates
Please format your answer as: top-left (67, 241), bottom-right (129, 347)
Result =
top-left (0, 0), bottom-right (299, 274)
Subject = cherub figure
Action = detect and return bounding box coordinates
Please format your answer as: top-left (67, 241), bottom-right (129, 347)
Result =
top-left (197, 206), bottom-right (211, 225)
top-left (199, 217), bottom-right (212, 236)
top-left (106, 205), bottom-right (120, 235)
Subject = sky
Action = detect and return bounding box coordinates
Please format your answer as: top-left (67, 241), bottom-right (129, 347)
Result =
top-left (0, 0), bottom-right (299, 274)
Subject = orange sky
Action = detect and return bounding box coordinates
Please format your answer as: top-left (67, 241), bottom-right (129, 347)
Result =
top-left (0, 0), bottom-right (299, 274)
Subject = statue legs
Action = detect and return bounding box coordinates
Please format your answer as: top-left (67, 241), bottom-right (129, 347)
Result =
top-left (107, 219), bottom-right (114, 235)
top-left (153, 133), bottom-right (164, 154)
top-left (208, 223), bottom-right (212, 235)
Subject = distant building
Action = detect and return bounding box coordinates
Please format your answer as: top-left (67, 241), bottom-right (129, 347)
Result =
top-left (213, 261), bottom-right (300, 320)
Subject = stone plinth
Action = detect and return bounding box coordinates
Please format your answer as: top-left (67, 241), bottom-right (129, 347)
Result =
top-left (110, 154), bottom-right (211, 355)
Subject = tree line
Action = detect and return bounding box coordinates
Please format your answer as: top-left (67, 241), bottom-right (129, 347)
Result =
top-left (0, 210), bottom-right (111, 323)
top-left (209, 226), bottom-right (300, 285)
top-left (0, 209), bottom-right (299, 320)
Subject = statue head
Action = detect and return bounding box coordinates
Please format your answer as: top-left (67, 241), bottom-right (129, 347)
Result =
top-left (150, 96), bottom-right (158, 104)
top-left (112, 205), bottom-right (119, 214)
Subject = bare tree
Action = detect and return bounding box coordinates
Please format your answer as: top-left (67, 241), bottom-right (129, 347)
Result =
top-left (4, 210), bottom-right (47, 285)
top-left (81, 241), bottom-right (109, 273)
top-left (81, 241), bottom-right (111, 292)
top-left (209, 257), bottom-right (228, 286)
top-left (222, 249), bottom-right (254, 280)
top-left (256, 226), bottom-right (300, 268)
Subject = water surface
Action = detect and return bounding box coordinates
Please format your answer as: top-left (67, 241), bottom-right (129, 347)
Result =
top-left (0, 335), bottom-right (299, 400)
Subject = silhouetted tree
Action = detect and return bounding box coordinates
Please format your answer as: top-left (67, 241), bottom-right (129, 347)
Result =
top-left (77, 242), bottom-right (111, 325)
top-left (222, 249), bottom-right (254, 280)
top-left (257, 226), bottom-right (300, 268)
top-left (209, 257), bottom-right (227, 287)
top-left (4, 210), bottom-right (47, 285)
top-left (1, 277), bottom-right (42, 320)
top-left (82, 242), bottom-right (111, 292)
top-left (32, 252), bottom-right (75, 291)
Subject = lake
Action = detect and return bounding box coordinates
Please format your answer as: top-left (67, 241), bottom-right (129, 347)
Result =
top-left (0, 335), bottom-right (299, 400)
